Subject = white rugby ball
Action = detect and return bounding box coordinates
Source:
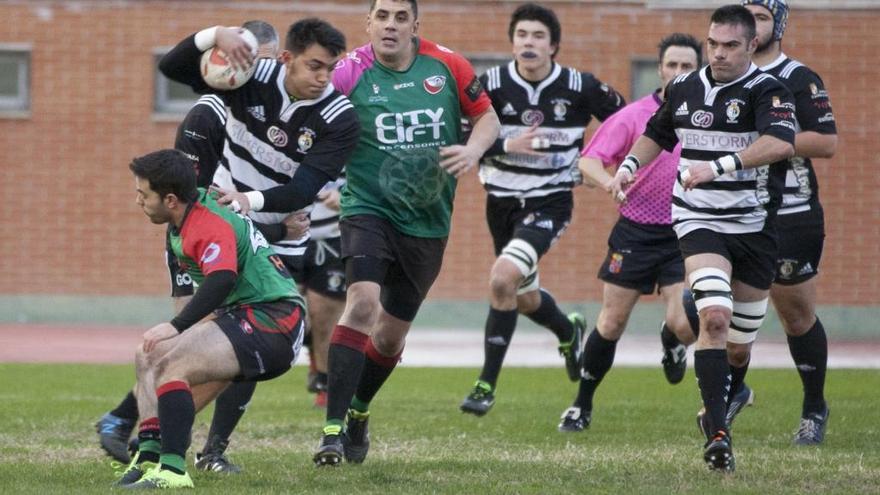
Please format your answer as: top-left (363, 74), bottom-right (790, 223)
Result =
top-left (200, 29), bottom-right (258, 90)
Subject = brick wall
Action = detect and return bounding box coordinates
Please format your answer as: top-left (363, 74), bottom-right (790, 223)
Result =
top-left (0, 1), bottom-right (876, 305)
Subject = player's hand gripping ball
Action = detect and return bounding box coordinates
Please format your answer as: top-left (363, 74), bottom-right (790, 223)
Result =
top-left (200, 29), bottom-right (258, 90)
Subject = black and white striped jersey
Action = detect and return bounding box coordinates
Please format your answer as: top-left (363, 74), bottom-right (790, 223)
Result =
top-left (759, 54), bottom-right (837, 216)
top-left (174, 94), bottom-right (226, 187)
top-left (479, 61), bottom-right (624, 198)
top-left (310, 175), bottom-right (345, 241)
top-left (160, 35), bottom-right (360, 257)
top-left (645, 63), bottom-right (796, 236)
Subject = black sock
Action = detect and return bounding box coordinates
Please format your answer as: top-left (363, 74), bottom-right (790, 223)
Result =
top-left (524, 289), bottom-right (573, 342)
top-left (694, 349), bottom-right (731, 437)
top-left (203, 381), bottom-right (256, 454)
top-left (573, 329), bottom-right (618, 411)
top-left (353, 340), bottom-right (402, 408)
top-left (682, 288), bottom-right (701, 338)
top-left (660, 322), bottom-right (681, 349)
top-left (477, 308), bottom-right (519, 388)
top-left (156, 381), bottom-right (195, 461)
top-left (110, 390), bottom-right (139, 421)
top-left (728, 358), bottom-right (750, 404)
top-left (787, 317), bottom-right (828, 416)
top-left (326, 325), bottom-right (369, 426)
top-left (315, 372), bottom-right (328, 391)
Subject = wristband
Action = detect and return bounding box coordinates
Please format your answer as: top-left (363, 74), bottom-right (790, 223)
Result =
top-left (618, 154), bottom-right (641, 177)
top-left (502, 138), bottom-right (509, 154)
top-left (244, 190), bottom-right (265, 212)
top-left (711, 153), bottom-right (743, 178)
top-left (194, 26), bottom-right (220, 51)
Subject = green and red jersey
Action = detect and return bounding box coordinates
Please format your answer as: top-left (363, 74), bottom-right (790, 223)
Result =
top-left (332, 38), bottom-right (492, 238)
top-left (169, 189), bottom-right (301, 307)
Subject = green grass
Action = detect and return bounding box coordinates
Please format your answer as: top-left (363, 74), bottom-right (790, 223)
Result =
top-left (0, 363), bottom-right (878, 494)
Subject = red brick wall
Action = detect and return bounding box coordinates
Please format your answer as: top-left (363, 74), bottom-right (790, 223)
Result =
top-left (1, 1), bottom-right (876, 304)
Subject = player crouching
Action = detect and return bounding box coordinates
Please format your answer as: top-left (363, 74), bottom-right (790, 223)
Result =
top-left (115, 150), bottom-right (304, 488)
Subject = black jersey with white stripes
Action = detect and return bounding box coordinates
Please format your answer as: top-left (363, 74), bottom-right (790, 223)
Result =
top-left (159, 34), bottom-right (360, 256)
top-left (759, 54), bottom-right (837, 216)
top-left (174, 94), bottom-right (226, 187)
top-left (645, 63), bottom-right (796, 236)
top-left (479, 61), bottom-right (624, 198)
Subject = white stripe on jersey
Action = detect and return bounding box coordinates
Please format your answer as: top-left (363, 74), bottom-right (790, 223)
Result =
top-left (676, 129), bottom-right (758, 153)
top-left (479, 163), bottom-right (579, 198)
top-left (779, 61), bottom-right (804, 79)
top-left (223, 113), bottom-right (300, 184)
top-left (321, 95), bottom-right (354, 124)
top-left (487, 66), bottom-right (501, 91)
top-left (254, 59), bottom-right (274, 83)
top-left (568, 68), bottom-right (582, 92)
top-left (193, 95), bottom-right (226, 125)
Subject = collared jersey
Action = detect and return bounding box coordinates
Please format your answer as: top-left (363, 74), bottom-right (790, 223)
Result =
top-left (168, 189), bottom-right (301, 308)
top-left (645, 63), bottom-right (796, 236)
top-left (581, 92), bottom-right (679, 225)
top-left (759, 53), bottom-right (837, 216)
top-left (480, 61), bottom-right (624, 198)
top-left (332, 38), bottom-right (492, 238)
top-left (174, 94), bottom-right (226, 187)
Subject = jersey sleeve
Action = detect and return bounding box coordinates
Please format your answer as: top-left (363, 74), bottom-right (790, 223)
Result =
top-left (174, 96), bottom-right (226, 185)
top-left (581, 110), bottom-right (638, 168)
top-left (644, 82), bottom-right (679, 152)
top-left (752, 77), bottom-right (797, 145)
top-left (789, 68), bottom-right (837, 135)
top-left (159, 33), bottom-right (214, 94)
top-left (180, 208), bottom-right (239, 276)
top-left (581, 73), bottom-right (626, 121)
top-left (426, 43), bottom-right (492, 118)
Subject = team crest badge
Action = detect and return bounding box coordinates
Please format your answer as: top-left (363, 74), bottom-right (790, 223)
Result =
top-left (809, 83), bottom-right (818, 95)
top-left (608, 253), bottom-right (624, 274)
top-left (725, 99), bottom-right (743, 123)
top-left (779, 259), bottom-right (796, 279)
top-left (239, 319), bottom-right (254, 335)
top-left (424, 75), bottom-right (446, 94)
top-left (772, 96), bottom-right (782, 107)
top-left (267, 126), bottom-right (288, 147)
top-left (297, 127), bottom-right (316, 153)
top-left (552, 98), bottom-right (571, 121)
top-left (521, 109), bottom-right (544, 126)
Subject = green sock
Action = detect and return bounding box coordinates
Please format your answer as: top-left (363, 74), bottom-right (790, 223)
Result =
top-left (323, 419), bottom-right (343, 436)
top-left (350, 397), bottom-right (370, 414)
top-left (139, 439), bottom-right (161, 464)
top-left (159, 453), bottom-right (186, 474)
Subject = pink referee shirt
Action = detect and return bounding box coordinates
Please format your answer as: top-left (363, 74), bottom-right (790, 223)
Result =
top-left (581, 92), bottom-right (680, 225)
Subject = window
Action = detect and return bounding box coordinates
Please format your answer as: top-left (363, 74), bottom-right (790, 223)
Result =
top-left (153, 49), bottom-right (199, 116)
top-left (631, 58), bottom-right (659, 101)
top-left (0, 46), bottom-right (31, 114)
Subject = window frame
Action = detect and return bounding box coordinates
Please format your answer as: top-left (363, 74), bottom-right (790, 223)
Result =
top-left (0, 43), bottom-right (32, 118)
top-left (152, 47), bottom-right (200, 120)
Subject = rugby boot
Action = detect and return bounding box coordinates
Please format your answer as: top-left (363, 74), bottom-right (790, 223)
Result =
top-left (560, 313), bottom-right (587, 381)
top-left (123, 466), bottom-right (194, 489)
top-left (96, 412), bottom-right (135, 463)
top-left (660, 322), bottom-right (688, 384)
top-left (313, 434), bottom-right (344, 467)
top-left (557, 407), bottom-right (591, 433)
top-left (703, 430), bottom-right (735, 473)
top-left (793, 406), bottom-right (830, 446)
top-left (460, 380), bottom-right (495, 416)
top-left (342, 409), bottom-right (370, 463)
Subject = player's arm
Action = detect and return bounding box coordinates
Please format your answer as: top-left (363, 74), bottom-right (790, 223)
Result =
top-left (579, 157), bottom-right (614, 189)
top-left (582, 73), bottom-right (626, 121)
top-left (681, 80), bottom-right (796, 189)
top-left (790, 70), bottom-right (838, 159)
top-left (159, 26), bottom-right (254, 94)
top-left (215, 105), bottom-right (361, 214)
top-left (440, 107), bottom-right (501, 178)
top-left (578, 112), bottom-right (635, 190)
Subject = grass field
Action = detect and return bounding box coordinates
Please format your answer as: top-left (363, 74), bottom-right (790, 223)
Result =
top-left (1, 363), bottom-right (878, 494)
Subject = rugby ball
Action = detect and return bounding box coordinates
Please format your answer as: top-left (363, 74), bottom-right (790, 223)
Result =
top-left (200, 29), bottom-right (258, 90)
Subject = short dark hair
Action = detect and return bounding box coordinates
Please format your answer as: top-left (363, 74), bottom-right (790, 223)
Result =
top-left (508, 3), bottom-right (562, 58)
top-left (658, 33), bottom-right (703, 67)
top-left (242, 20), bottom-right (279, 46)
top-left (369, 0), bottom-right (418, 19)
top-left (285, 18), bottom-right (347, 57)
top-left (129, 149), bottom-right (198, 203)
top-left (710, 4), bottom-right (757, 41)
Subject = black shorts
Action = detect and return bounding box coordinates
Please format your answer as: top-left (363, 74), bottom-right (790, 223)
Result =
top-left (598, 217), bottom-right (684, 294)
top-left (486, 191), bottom-right (572, 257)
top-left (340, 215), bottom-right (447, 322)
top-left (774, 206), bottom-right (825, 285)
top-left (214, 300), bottom-right (305, 382)
top-left (166, 234), bottom-right (194, 298)
top-left (290, 237), bottom-right (346, 300)
top-left (679, 226), bottom-right (778, 290)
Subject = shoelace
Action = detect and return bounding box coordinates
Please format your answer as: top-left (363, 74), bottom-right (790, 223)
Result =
top-left (796, 417), bottom-right (820, 439)
top-left (561, 407), bottom-right (581, 421)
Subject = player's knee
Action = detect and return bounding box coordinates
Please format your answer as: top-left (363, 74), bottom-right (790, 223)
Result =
top-left (344, 294), bottom-right (380, 328)
top-left (689, 267), bottom-right (733, 313)
top-left (496, 239), bottom-right (538, 296)
top-left (597, 310), bottom-right (627, 339)
top-left (700, 307), bottom-right (730, 336)
top-left (727, 298), bottom-right (768, 345)
top-left (371, 332), bottom-right (403, 357)
top-left (776, 306), bottom-right (814, 336)
top-left (488, 270), bottom-right (519, 301)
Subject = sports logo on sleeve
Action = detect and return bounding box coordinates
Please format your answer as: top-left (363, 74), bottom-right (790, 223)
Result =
top-left (465, 76), bottom-right (484, 102)
top-left (200, 243), bottom-right (222, 265)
